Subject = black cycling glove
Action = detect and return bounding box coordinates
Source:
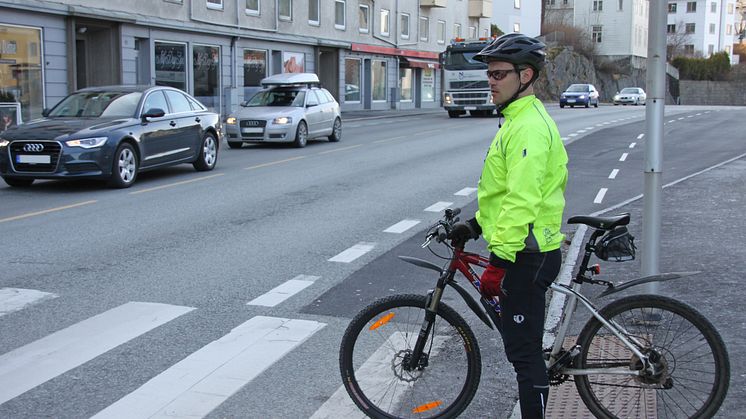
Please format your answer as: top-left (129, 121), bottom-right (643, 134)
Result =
top-left (449, 217), bottom-right (482, 242)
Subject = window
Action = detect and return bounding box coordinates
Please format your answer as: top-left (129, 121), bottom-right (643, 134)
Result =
top-left (359, 5), bottom-right (369, 33)
top-left (686, 1), bottom-right (696, 12)
top-left (725, 45), bottom-right (731, 54)
top-left (344, 58), bottom-right (361, 102)
top-left (372, 60), bottom-right (387, 101)
top-left (593, 0), bottom-right (603, 11)
top-left (453, 23), bottom-right (461, 39)
top-left (246, 0), bottom-right (259, 14)
top-left (279, 0), bottom-right (292, 21)
top-left (667, 23), bottom-right (676, 33)
top-left (469, 26), bottom-right (477, 38)
top-left (193, 44), bottom-right (220, 111)
top-left (401, 13), bottom-right (410, 39)
top-left (419, 17), bottom-right (429, 41)
top-left (335, 0), bottom-right (345, 29)
top-left (711, 2), bottom-right (717, 13)
top-left (380, 9), bottom-right (390, 36)
top-left (547, 0), bottom-right (556, 5)
top-left (165, 90), bottom-right (192, 114)
top-left (668, 3), bottom-right (677, 13)
top-left (726, 24), bottom-right (732, 35)
top-left (708, 44), bottom-right (714, 55)
top-left (437, 20), bottom-right (446, 44)
top-left (243, 49), bottom-right (267, 87)
top-left (482, 28), bottom-right (488, 38)
top-left (143, 91), bottom-right (169, 114)
top-left (685, 23), bottom-right (695, 33)
top-left (618, 0), bottom-right (623, 10)
top-left (207, 0), bottom-right (223, 10)
top-left (514, 22), bottom-right (521, 32)
top-left (282, 51), bottom-right (304, 73)
top-left (309, 0), bottom-right (319, 25)
top-left (728, 3), bottom-right (734, 13)
top-left (422, 68), bottom-right (435, 102)
top-left (684, 44), bottom-right (694, 54)
top-left (514, 0), bottom-right (521, 8)
top-left (399, 68), bottom-right (413, 102)
top-left (710, 23), bottom-right (716, 34)
top-left (592, 25), bottom-right (602, 43)
top-left (155, 41), bottom-right (187, 91)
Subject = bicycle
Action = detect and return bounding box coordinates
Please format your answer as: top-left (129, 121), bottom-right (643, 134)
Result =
top-left (339, 208), bottom-right (730, 418)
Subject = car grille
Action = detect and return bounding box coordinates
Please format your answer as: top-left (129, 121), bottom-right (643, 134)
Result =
top-left (449, 80), bottom-right (489, 90)
top-left (9, 141), bottom-right (62, 173)
top-left (239, 120), bottom-right (267, 128)
top-left (239, 119), bottom-right (266, 140)
top-left (452, 91), bottom-right (491, 105)
top-left (65, 162), bottom-right (101, 174)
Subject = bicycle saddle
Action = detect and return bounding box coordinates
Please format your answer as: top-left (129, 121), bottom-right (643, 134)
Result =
top-left (567, 213), bottom-right (630, 230)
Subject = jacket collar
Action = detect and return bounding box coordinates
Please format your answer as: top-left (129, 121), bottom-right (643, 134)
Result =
top-left (501, 94), bottom-right (536, 120)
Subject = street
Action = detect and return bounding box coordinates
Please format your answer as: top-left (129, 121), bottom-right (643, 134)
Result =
top-left (1, 104), bottom-right (745, 418)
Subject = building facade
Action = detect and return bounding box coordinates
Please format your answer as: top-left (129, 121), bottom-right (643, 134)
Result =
top-left (667, 0), bottom-right (739, 62)
top-left (0, 0), bottom-right (493, 122)
top-left (491, 0), bottom-right (542, 36)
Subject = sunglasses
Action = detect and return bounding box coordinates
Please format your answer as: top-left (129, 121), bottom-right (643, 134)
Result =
top-left (485, 68), bottom-right (519, 81)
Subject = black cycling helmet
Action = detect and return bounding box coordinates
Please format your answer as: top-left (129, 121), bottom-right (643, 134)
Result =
top-left (474, 33), bottom-right (546, 72)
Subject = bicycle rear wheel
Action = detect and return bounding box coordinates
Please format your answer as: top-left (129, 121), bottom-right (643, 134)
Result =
top-left (339, 294), bottom-right (481, 419)
top-left (574, 295), bottom-right (729, 419)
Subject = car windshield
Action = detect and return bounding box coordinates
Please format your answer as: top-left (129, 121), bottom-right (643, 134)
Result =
top-left (245, 88), bottom-right (306, 107)
top-left (48, 91), bottom-right (142, 118)
top-left (566, 85), bottom-right (590, 92)
top-left (620, 88), bottom-right (639, 94)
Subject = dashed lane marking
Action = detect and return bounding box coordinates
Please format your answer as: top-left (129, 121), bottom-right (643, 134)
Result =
top-left (129, 174), bottom-right (224, 194)
top-left (593, 188), bottom-right (608, 204)
top-left (629, 142), bottom-right (637, 148)
top-left (619, 153), bottom-right (629, 162)
top-left (0, 200), bottom-right (97, 223)
top-left (247, 275), bottom-right (320, 307)
top-left (0, 288), bottom-right (57, 317)
top-left (454, 187), bottom-right (477, 196)
top-left (244, 156), bottom-right (306, 170)
top-left (637, 133), bottom-right (644, 139)
top-left (329, 242), bottom-right (376, 263)
top-left (424, 201), bottom-right (454, 212)
top-left (608, 169), bottom-right (619, 179)
top-left (383, 219), bottom-right (421, 234)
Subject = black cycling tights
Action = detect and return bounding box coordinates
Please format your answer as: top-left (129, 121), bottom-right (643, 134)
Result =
top-left (499, 249), bottom-right (562, 419)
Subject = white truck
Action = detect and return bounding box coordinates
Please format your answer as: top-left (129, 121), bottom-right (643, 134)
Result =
top-left (439, 38), bottom-right (496, 118)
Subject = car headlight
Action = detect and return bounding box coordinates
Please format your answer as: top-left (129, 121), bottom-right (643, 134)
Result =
top-left (273, 116), bottom-right (292, 125)
top-left (444, 93), bottom-right (452, 104)
top-left (65, 137), bottom-right (108, 148)
top-left (578, 95), bottom-right (586, 99)
top-left (614, 95), bottom-right (620, 100)
top-left (226, 117), bottom-right (237, 125)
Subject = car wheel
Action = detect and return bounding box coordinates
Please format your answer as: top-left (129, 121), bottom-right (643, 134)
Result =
top-left (108, 142), bottom-right (138, 188)
top-left (294, 121), bottom-right (308, 148)
top-left (448, 111), bottom-right (460, 118)
top-left (585, 101), bottom-right (590, 108)
top-left (193, 132), bottom-right (218, 171)
top-left (559, 104), bottom-right (565, 108)
top-left (227, 141), bottom-right (243, 149)
top-left (328, 117), bottom-right (342, 142)
top-left (2, 177), bottom-right (34, 187)
top-left (593, 100), bottom-right (598, 108)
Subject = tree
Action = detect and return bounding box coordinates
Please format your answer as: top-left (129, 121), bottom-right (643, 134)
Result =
top-left (491, 24), bottom-right (503, 37)
top-left (667, 20), bottom-right (694, 60)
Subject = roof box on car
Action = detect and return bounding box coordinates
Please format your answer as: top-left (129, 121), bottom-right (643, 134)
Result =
top-left (261, 73), bottom-right (321, 88)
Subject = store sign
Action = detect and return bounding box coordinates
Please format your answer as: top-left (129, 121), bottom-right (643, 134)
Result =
top-left (154, 42), bottom-right (186, 89)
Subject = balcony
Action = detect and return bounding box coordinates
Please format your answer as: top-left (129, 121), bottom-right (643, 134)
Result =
top-left (420, 0), bottom-right (447, 7)
top-left (468, 0), bottom-right (492, 18)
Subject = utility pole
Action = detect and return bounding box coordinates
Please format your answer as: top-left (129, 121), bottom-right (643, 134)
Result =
top-left (643, 0), bottom-right (667, 293)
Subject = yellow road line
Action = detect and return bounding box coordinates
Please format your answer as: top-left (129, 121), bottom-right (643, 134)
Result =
top-left (129, 173), bottom-right (224, 195)
top-left (244, 156), bottom-right (306, 170)
top-left (316, 144), bottom-right (363, 154)
top-left (0, 200), bottom-right (98, 223)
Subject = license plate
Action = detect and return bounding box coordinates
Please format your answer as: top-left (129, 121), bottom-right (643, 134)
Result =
top-left (241, 128), bottom-right (263, 134)
top-left (464, 106), bottom-right (476, 111)
top-left (567, 99), bottom-right (576, 103)
top-left (17, 154), bottom-right (51, 164)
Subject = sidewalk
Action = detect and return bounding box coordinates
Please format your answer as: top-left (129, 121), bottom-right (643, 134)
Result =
top-left (542, 156), bottom-right (746, 418)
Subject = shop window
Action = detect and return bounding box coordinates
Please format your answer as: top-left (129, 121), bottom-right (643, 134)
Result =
top-left (421, 68), bottom-right (435, 102)
top-left (193, 44), bottom-right (220, 111)
top-left (344, 58), bottom-right (361, 102)
top-left (244, 49), bottom-right (267, 87)
top-left (372, 60), bottom-right (387, 101)
top-left (0, 24), bottom-right (44, 121)
top-left (399, 68), bottom-right (412, 102)
top-left (155, 41), bottom-right (187, 91)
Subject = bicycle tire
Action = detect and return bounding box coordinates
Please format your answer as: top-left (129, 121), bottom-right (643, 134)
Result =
top-left (574, 294), bottom-right (730, 419)
top-left (339, 294), bottom-right (481, 419)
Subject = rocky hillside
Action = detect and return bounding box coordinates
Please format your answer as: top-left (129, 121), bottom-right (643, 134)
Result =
top-left (534, 47), bottom-right (647, 103)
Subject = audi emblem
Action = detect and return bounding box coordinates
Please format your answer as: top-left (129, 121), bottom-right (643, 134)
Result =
top-left (23, 143), bottom-right (45, 152)
top-left (245, 120), bottom-right (260, 126)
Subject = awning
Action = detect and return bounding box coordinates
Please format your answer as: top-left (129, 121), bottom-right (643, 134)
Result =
top-left (400, 57), bottom-right (440, 69)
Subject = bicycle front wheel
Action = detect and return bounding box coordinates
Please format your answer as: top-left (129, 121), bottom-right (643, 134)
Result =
top-left (339, 294), bottom-right (481, 419)
top-left (574, 294), bottom-right (730, 419)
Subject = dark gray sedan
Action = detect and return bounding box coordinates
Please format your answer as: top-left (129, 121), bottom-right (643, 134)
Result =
top-left (0, 85), bottom-right (221, 188)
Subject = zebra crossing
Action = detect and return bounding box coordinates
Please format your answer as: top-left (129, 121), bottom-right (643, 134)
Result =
top-left (0, 287), bottom-right (328, 418)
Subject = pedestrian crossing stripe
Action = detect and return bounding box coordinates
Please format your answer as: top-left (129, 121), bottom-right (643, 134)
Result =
top-left (0, 287), bottom-right (57, 318)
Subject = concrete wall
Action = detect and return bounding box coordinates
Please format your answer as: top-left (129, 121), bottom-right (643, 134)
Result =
top-left (679, 80), bottom-right (746, 105)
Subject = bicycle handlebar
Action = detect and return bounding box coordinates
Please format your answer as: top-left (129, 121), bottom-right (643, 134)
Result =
top-left (422, 208), bottom-right (462, 248)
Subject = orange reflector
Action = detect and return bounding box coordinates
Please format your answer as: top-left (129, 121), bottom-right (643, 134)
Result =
top-left (412, 400), bottom-right (443, 413)
top-left (369, 312), bottom-right (395, 331)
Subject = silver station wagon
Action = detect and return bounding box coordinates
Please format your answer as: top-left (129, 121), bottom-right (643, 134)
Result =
top-left (224, 73), bottom-right (342, 148)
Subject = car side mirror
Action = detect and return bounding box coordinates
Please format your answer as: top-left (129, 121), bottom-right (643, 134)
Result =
top-left (141, 108), bottom-right (166, 120)
top-left (240, 101), bottom-right (248, 107)
top-left (306, 103), bottom-right (318, 108)
top-left (41, 108), bottom-right (49, 117)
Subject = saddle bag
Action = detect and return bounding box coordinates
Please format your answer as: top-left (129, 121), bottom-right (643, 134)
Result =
top-left (595, 226), bottom-right (636, 262)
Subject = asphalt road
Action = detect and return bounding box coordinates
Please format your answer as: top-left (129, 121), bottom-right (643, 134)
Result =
top-left (0, 104), bottom-right (744, 418)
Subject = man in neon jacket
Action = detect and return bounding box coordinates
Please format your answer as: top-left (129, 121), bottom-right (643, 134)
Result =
top-left (450, 33), bottom-right (568, 419)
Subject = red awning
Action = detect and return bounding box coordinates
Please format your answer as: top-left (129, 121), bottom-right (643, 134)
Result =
top-left (400, 57), bottom-right (440, 69)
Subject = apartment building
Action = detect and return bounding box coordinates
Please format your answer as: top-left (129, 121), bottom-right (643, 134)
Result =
top-left (667, 0), bottom-right (738, 62)
top-left (0, 0), bottom-right (492, 121)
top-left (491, 0), bottom-right (542, 36)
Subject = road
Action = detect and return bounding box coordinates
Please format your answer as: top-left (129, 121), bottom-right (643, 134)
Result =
top-left (0, 104), bottom-right (744, 418)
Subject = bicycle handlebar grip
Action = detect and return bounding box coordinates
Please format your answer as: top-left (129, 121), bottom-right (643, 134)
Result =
top-left (437, 228), bottom-right (448, 243)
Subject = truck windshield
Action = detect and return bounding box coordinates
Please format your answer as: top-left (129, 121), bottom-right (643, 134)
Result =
top-left (442, 51), bottom-right (487, 71)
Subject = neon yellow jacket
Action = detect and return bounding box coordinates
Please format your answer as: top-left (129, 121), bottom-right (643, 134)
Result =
top-left (475, 95), bottom-right (568, 263)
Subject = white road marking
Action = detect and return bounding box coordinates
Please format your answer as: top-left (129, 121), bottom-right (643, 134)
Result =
top-left (602, 121), bottom-right (610, 125)
top-left (593, 188), bottom-right (608, 203)
top-left (329, 242), bottom-right (376, 263)
top-left (696, 113), bottom-right (702, 116)
top-left (424, 201), bottom-right (453, 212)
top-left (561, 137), bottom-right (569, 142)
top-left (577, 129), bottom-right (586, 133)
top-left (637, 133), bottom-right (644, 139)
top-left (93, 316), bottom-right (325, 419)
top-left (568, 133), bottom-right (578, 137)
top-left (0, 302), bottom-right (195, 405)
top-left (668, 119), bottom-right (676, 123)
top-left (629, 142), bottom-right (637, 148)
top-left (678, 117), bottom-right (685, 120)
top-left (0, 200), bottom-right (97, 223)
top-left (687, 115), bottom-right (694, 118)
top-left (383, 219), bottom-right (421, 234)
top-left (585, 126), bottom-right (594, 130)
top-left (0, 288), bottom-right (57, 317)
top-left (454, 187), bottom-right (477, 196)
top-left (608, 169), bottom-right (619, 179)
top-left (619, 153), bottom-right (629, 161)
top-left (247, 275), bottom-right (320, 307)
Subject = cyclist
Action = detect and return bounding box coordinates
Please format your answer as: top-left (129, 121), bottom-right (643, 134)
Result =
top-left (450, 33), bottom-right (568, 419)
